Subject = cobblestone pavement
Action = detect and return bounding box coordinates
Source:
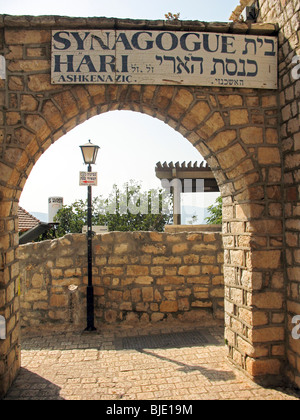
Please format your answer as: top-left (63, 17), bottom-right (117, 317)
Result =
top-left (3, 323), bottom-right (300, 401)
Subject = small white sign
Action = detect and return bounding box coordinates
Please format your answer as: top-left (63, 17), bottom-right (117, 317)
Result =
top-left (79, 171), bottom-right (98, 186)
top-left (82, 225), bottom-right (108, 233)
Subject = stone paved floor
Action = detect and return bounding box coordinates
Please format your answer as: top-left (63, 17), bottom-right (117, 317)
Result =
top-left (3, 323), bottom-right (300, 401)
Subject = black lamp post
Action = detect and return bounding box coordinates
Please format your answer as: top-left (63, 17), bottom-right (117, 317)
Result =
top-left (80, 140), bottom-right (100, 331)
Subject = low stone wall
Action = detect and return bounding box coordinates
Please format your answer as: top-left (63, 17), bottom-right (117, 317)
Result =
top-left (18, 231), bottom-right (224, 331)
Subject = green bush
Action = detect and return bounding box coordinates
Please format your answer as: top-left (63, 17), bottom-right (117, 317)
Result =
top-left (205, 196), bottom-right (222, 225)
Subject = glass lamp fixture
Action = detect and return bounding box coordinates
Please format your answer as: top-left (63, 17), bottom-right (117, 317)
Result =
top-left (80, 140), bottom-right (100, 165)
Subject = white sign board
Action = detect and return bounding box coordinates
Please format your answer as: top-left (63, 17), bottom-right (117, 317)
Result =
top-left (51, 30), bottom-right (277, 89)
top-left (82, 225), bottom-right (108, 233)
top-left (79, 171), bottom-right (98, 186)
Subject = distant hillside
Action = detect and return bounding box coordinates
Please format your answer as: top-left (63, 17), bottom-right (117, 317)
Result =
top-left (31, 207), bottom-right (211, 225)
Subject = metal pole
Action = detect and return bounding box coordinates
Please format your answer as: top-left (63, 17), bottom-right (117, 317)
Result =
top-left (85, 163), bottom-right (96, 331)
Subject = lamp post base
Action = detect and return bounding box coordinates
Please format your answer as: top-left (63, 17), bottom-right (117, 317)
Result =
top-left (85, 285), bottom-right (96, 332)
top-left (84, 326), bottom-right (97, 332)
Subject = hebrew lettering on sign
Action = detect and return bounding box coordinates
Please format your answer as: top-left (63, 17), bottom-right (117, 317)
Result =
top-left (51, 30), bottom-right (278, 89)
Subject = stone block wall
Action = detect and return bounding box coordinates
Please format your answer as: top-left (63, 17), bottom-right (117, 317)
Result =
top-left (259, 0), bottom-right (300, 389)
top-left (0, 11), bottom-right (297, 394)
top-left (18, 231), bottom-right (224, 331)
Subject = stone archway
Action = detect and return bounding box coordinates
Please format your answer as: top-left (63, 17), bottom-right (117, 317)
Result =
top-left (0, 15), bottom-right (287, 395)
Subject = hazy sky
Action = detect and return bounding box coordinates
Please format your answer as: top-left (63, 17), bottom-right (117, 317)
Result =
top-left (3, 0), bottom-right (234, 214)
top-left (2, 0), bottom-right (238, 21)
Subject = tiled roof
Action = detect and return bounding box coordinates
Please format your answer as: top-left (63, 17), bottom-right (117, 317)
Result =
top-left (18, 206), bottom-right (41, 232)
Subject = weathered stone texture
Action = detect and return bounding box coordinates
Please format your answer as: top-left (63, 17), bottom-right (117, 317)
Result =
top-left (258, 0), bottom-right (300, 389)
top-left (18, 231), bottom-right (224, 330)
top-left (0, 7), bottom-right (298, 396)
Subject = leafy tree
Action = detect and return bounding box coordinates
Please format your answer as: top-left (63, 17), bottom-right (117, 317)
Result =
top-left (205, 195), bottom-right (222, 225)
top-left (53, 181), bottom-right (172, 237)
top-left (54, 199), bottom-right (88, 237)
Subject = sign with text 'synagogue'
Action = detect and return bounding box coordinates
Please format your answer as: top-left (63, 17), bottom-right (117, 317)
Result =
top-left (51, 30), bottom-right (278, 89)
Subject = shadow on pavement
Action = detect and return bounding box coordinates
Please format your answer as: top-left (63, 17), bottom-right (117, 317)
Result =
top-left (3, 368), bottom-right (64, 400)
top-left (138, 348), bottom-right (236, 382)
